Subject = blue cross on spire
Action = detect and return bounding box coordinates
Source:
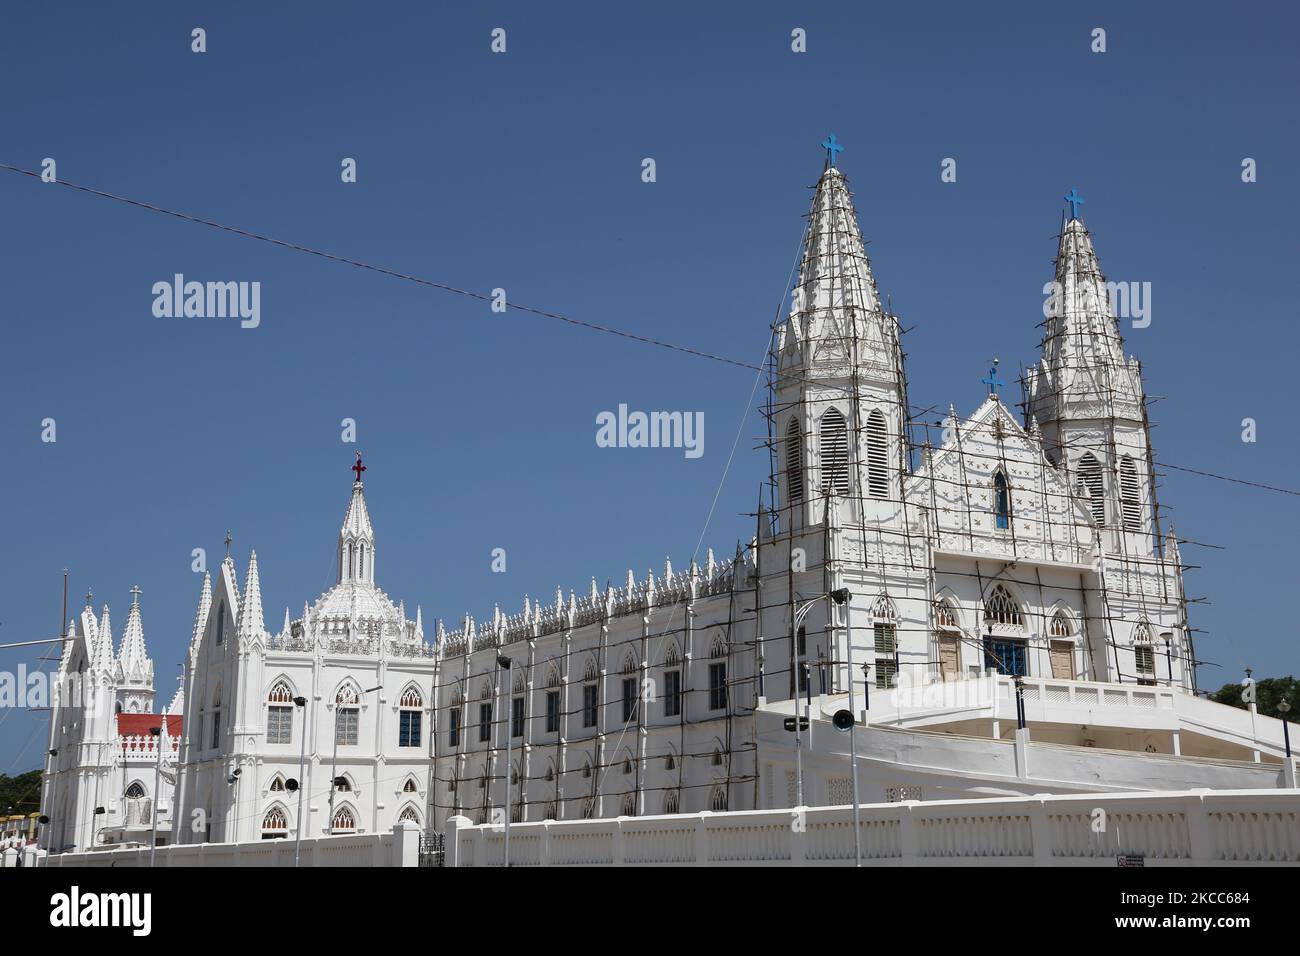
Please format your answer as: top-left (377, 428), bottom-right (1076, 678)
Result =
top-left (982, 358), bottom-right (1004, 397)
top-left (822, 133), bottom-right (844, 167)
top-left (1064, 187), bottom-right (1085, 220)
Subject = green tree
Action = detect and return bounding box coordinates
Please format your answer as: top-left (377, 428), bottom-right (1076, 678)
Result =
top-left (1208, 675), bottom-right (1300, 720)
top-left (0, 769), bottom-right (44, 814)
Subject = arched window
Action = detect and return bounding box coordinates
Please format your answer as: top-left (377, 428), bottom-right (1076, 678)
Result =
top-left (358, 543), bottom-right (366, 581)
top-left (267, 680), bottom-right (294, 745)
top-left (785, 417), bottom-right (804, 503)
top-left (210, 682), bottom-right (223, 750)
top-left (820, 408), bottom-right (850, 496)
top-left (708, 637), bottom-right (728, 711)
top-left (269, 775), bottom-right (285, 792)
top-left (399, 685), bottom-right (422, 748)
top-left (664, 751), bottom-right (676, 771)
top-left (663, 792), bottom-right (680, 815)
top-left (982, 585), bottom-right (1027, 676)
top-left (983, 585), bottom-right (1023, 629)
top-left (1134, 622), bottom-right (1155, 684)
top-left (262, 806), bottom-right (288, 839)
top-left (335, 683), bottom-right (359, 747)
top-left (712, 747), bottom-right (723, 767)
top-left (621, 793), bottom-right (637, 817)
top-left (993, 470), bottom-right (1011, 530)
top-left (545, 763), bottom-right (556, 783)
top-left (581, 798), bottom-right (596, 819)
top-left (335, 775), bottom-right (353, 793)
top-left (330, 806), bottom-right (356, 833)
top-left (582, 759), bottom-right (593, 780)
top-left (397, 805), bottom-right (420, 825)
top-left (866, 408), bottom-right (889, 499)
top-left (1076, 453), bottom-right (1105, 525)
top-left (402, 777), bottom-right (418, 793)
top-left (1050, 610), bottom-right (1073, 638)
top-left (1120, 456), bottom-right (1142, 531)
top-left (872, 595), bottom-right (898, 689)
top-left (711, 788), bottom-right (729, 812)
top-left (125, 781), bottom-right (146, 799)
top-left (215, 602), bottom-right (225, 646)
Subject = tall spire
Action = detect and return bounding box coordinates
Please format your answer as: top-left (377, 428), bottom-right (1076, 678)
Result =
top-left (237, 550), bottom-right (266, 646)
top-left (117, 585), bottom-right (152, 686)
top-left (778, 157), bottom-right (898, 378)
top-left (92, 603), bottom-right (115, 672)
top-left (338, 454), bottom-right (376, 585)
top-left (191, 571), bottom-right (212, 649)
top-left (1041, 217), bottom-right (1127, 377)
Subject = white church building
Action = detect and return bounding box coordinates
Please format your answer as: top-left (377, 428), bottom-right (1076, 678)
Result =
top-left (40, 153), bottom-right (1297, 856)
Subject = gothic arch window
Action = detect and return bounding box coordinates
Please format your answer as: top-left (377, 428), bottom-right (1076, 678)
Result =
top-left (512, 672), bottom-right (527, 695)
top-left (402, 777), bottom-right (418, 793)
top-left (358, 542), bottom-right (366, 581)
top-left (479, 678), bottom-right (493, 700)
top-left (622, 750), bottom-right (634, 775)
top-left (545, 762), bottom-right (556, 783)
top-left (581, 798), bottom-right (596, 819)
top-left (1050, 610), bottom-right (1074, 638)
top-left (621, 652), bottom-right (637, 675)
top-left (709, 635), bottom-right (727, 659)
top-left (1077, 453), bottom-right (1105, 525)
top-left (621, 793), bottom-right (637, 817)
top-left (785, 417), bottom-right (804, 503)
top-left (664, 749), bottom-right (677, 771)
top-left (866, 408), bottom-right (889, 499)
top-left (215, 602), bottom-right (225, 645)
top-left (399, 685), bottom-right (422, 748)
top-left (820, 407), bottom-right (850, 496)
top-left (210, 682), bottom-right (223, 750)
top-left (1120, 456), bottom-right (1142, 531)
top-left (269, 775), bottom-right (286, 792)
top-left (335, 774), bottom-right (354, 793)
top-left (711, 788), bottom-right (729, 812)
top-left (267, 679), bottom-right (294, 745)
top-left (124, 781), bottom-right (146, 799)
top-left (335, 683), bottom-right (360, 747)
top-left (664, 791), bottom-right (680, 815)
top-left (662, 641), bottom-right (680, 668)
top-left (330, 805), bottom-right (356, 833)
top-left (582, 759), bottom-right (593, 780)
top-left (581, 657), bottom-right (598, 683)
top-left (545, 665), bottom-right (561, 688)
top-left (982, 585), bottom-right (1027, 677)
top-left (934, 598), bottom-right (959, 631)
top-left (397, 805), bottom-right (421, 826)
top-left (993, 470), bottom-right (1011, 530)
top-left (872, 595), bottom-right (898, 689)
top-left (261, 806), bottom-right (289, 839)
top-left (399, 685), bottom-right (423, 708)
top-left (712, 746), bottom-right (724, 767)
top-left (983, 585), bottom-right (1023, 630)
top-left (348, 543), bottom-right (356, 580)
top-left (1133, 622), bottom-right (1156, 684)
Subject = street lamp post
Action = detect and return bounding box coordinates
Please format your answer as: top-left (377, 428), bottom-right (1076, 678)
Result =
top-left (292, 695), bottom-right (308, 867)
top-left (829, 587), bottom-right (861, 868)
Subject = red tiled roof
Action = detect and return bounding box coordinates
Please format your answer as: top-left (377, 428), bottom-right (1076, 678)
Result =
top-left (116, 713), bottom-right (182, 737)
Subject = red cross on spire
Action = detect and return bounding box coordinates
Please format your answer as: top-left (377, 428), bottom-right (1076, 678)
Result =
top-left (352, 452), bottom-right (366, 483)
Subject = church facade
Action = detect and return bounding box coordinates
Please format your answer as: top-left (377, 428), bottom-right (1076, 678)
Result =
top-left (45, 155), bottom-right (1226, 852)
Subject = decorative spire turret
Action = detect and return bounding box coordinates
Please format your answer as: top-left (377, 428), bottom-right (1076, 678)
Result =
top-left (236, 551), bottom-right (267, 646)
top-left (117, 586), bottom-right (152, 685)
top-left (338, 454), bottom-right (377, 585)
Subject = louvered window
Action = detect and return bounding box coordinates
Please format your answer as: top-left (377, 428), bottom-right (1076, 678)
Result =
top-left (866, 409), bottom-right (888, 499)
top-left (785, 418), bottom-right (804, 503)
top-left (1120, 456), bottom-right (1142, 531)
top-left (1077, 453), bottom-right (1105, 525)
top-left (820, 408), bottom-right (850, 496)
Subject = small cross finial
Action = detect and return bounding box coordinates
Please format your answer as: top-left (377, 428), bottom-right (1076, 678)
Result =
top-left (84, 588), bottom-right (93, 608)
top-left (224, 530), bottom-right (232, 558)
top-left (982, 358), bottom-right (1004, 397)
top-left (352, 452), bottom-right (367, 484)
top-left (821, 133), bottom-right (844, 167)
top-left (130, 585), bottom-right (142, 605)
top-left (1064, 187), bottom-right (1085, 219)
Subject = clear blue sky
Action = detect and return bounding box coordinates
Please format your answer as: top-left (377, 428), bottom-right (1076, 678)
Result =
top-left (1, 1), bottom-right (1296, 772)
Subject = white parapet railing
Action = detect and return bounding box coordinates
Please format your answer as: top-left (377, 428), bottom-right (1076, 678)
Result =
top-left (36, 821), bottom-right (422, 868)
top-left (446, 790), bottom-right (1300, 867)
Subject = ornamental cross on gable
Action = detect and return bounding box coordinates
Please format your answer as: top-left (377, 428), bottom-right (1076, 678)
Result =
top-left (982, 359), bottom-right (1004, 397)
top-left (352, 453), bottom-right (366, 483)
